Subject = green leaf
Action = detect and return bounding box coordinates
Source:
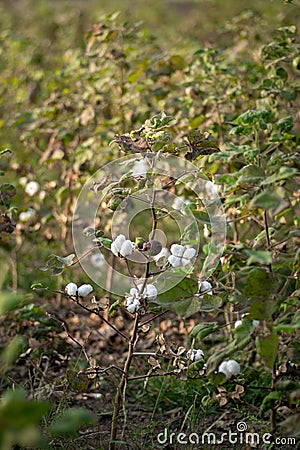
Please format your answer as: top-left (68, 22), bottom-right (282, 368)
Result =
top-left (250, 298), bottom-right (278, 322)
top-left (244, 250), bottom-right (272, 265)
top-left (0, 292), bottom-right (26, 315)
top-left (180, 221), bottom-right (199, 245)
top-left (40, 253), bottom-right (75, 275)
top-left (190, 322), bottom-right (219, 341)
top-left (260, 391), bottom-right (282, 415)
top-left (0, 335), bottom-right (29, 372)
top-left (243, 268), bottom-right (278, 300)
top-left (250, 191), bottom-right (281, 210)
top-left (50, 408), bottom-right (97, 437)
top-left (0, 183), bottom-right (17, 207)
top-left (155, 278), bottom-right (198, 306)
top-left (263, 167), bottom-right (298, 185)
top-left (0, 388), bottom-right (51, 431)
top-left (256, 332), bottom-right (279, 369)
top-left (0, 148), bottom-right (12, 159)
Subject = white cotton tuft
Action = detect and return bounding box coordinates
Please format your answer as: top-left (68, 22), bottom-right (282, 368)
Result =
top-left (65, 282), bottom-right (78, 296)
top-left (25, 181), bottom-right (40, 196)
top-left (119, 239), bottom-right (134, 257)
top-left (77, 284), bottom-right (93, 297)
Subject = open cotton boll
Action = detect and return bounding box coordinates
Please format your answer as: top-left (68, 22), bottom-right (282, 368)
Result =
top-left (119, 239), bottom-right (134, 257)
top-left (111, 234), bottom-right (134, 257)
top-left (198, 280), bottom-right (213, 296)
top-left (234, 319), bottom-right (243, 329)
top-left (65, 282), bottom-right (78, 296)
top-left (168, 255), bottom-right (182, 267)
top-left (144, 284), bottom-right (157, 301)
top-left (183, 248), bottom-right (196, 260)
top-left (170, 244), bottom-right (185, 257)
top-left (127, 298), bottom-right (140, 313)
top-left (219, 359), bottom-right (240, 378)
top-left (77, 284), bottom-right (93, 297)
top-left (25, 181), bottom-right (40, 196)
top-left (90, 253), bottom-right (105, 268)
top-left (153, 247), bottom-right (170, 262)
top-left (132, 159), bottom-right (149, 177)
top-left (19, 208), bottom-right (36, 222)
top-left (187, 349), bottom-right (204, 362)
top-left (252, 320), bottom-right (260, 328)
top-left (227, 359), bottom-right (240, 376)
top-left (111, 234), bottom-right (126, 256)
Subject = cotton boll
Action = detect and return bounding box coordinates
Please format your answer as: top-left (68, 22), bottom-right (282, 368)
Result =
top-left (111, 234), bottom-right (126, 256)
top-left (19, 208), bottom-right (36, 222)
top-left (234, 320), bottom-right (243, 329)
top-left (170, 244), bottom-right (185, 257)
top-left (187, 349), bottom-right (204, 362)
top-left (218, 361), bottom-right (230, 378)
top-left (145, 284), bottom-right (157, 301)
top-left (227, 360), bottom-right (240, 376)
top-left (183, 248), bottom-right (196, 260)
top-left (132, 159), bottom-right (149, 177)
top-left (25, 181), bottom-right (40, 196)
top-left (119, 239), bottom-right (134, 257)
top-left (127, 298), bottom-right (140, 313)
top-left (168, 255), bottom-right (182, 267)
top-left (153, 247), bottom-right (170, 262)
top-left (77, 284), bottom-right (93, 297)
top-left (65, 282), bottom-right (78, 296)
top-left (199, 280), bottom-right (213, 296)
top-left (252, 320), bottom-right (260, 328)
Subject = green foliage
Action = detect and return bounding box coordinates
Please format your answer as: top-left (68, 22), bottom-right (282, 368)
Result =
top-left (49, 407), bottom-right (97, 437)
top-left (0, 389), bottom-right (51, 450)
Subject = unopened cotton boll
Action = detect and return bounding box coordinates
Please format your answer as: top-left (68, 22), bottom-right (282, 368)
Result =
top-left (77, 284), bottom-right (93, 297)
top-left (25, 181), bottom-right (40, 196)
top-left (65, 282), bottom-right (78, 296)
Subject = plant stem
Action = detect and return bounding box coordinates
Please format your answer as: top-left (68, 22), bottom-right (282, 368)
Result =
top-left (263, 209), bottom-right (273, 273)
top-left (109, 313), bottom-right (139, 450)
